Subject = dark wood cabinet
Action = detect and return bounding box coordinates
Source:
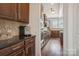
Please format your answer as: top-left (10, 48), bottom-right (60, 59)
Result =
top-left (24, 37), bottom-right (35, 56)
top-left (60, 32), bottom-right (63, 48)
top-left (18, 3), bottom-right (29, 23)
top-left (0, 3), bottom-right (29, 23)
top-left (25, 44), bottom-right (34, 56)
top-left (51, 30), bottom-right (60, 38)
top-left (0, 36), bottom-right (35, 56)
top-left (9, 49), bottom-right (25, 56)
top-left (0, 3), bottom-right (17, 20)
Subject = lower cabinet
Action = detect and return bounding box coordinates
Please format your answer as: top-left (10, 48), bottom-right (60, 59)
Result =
top-left (25, 43), bottom-right (35, 56)
top-left (9, 49), bottom-right (25, 56)
top-left (0, 36), bottom-right (35, 56)
top-left (25, 37), bottom-right (35, 56)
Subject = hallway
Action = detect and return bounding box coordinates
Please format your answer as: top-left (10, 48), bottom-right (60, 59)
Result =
top-left (41, 38), bottom-right (63, 56)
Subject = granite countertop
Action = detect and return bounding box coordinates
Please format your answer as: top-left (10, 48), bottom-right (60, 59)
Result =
top-left (0, 35), bottom-right (35, 50)
top-left (50, 28), bottom-right (63, 31)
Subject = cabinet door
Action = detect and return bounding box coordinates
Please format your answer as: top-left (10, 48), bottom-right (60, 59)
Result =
top-left (25, 43), bottom-right (35, 56)
top-left (18, 3), bottom-right (29, 23)
top-left (0, 3), bottom-right (17, 20)
top-left (9, 49), bottom-right (25, 56)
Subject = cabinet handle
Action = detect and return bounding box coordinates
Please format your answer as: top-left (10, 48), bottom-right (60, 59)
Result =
top-left (12, 46), bottom-right (21, 50)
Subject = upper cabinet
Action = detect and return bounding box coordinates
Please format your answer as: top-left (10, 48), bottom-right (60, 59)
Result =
top-left (0, 3), bottom-right (18, 20)
top-left (18, 4), bottom-right (29, 23)
top-left (0, 3), bottom-right (29, 23)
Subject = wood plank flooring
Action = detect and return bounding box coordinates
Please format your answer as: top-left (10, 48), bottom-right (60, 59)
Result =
top-left (41, 38), bottom-right (63, 56)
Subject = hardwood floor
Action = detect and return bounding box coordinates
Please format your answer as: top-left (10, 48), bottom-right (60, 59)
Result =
top-left (41, 38), bottom-right (63, 56)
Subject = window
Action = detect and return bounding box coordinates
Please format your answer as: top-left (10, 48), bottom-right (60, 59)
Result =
top-left (52, 19), bottom-right (58, 28)
top-left (49, 17), bottom-right (63, 28)
top-left (58, 18), bottom-right (63, 28)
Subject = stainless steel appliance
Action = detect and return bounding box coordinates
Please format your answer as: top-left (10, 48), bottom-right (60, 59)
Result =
top-left (19, 26), bottom-right (31, 39)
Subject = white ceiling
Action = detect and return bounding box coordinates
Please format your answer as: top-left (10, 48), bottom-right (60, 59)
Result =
top-left (42, 3), bottom-right (63, 18)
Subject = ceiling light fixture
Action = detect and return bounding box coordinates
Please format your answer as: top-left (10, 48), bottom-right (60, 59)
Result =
top-left (51, 8), bottom-right (55, 14)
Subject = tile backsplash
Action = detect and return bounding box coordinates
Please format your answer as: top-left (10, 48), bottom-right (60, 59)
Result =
top-left (0, 19), bottom-right (26, 40)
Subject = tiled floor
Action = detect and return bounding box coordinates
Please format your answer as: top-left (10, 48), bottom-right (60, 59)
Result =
top-left (41, 38), bottom-right (63, 56)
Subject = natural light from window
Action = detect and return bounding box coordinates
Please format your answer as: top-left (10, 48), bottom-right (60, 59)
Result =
top-left (49, 17), bottom-right (63, 29)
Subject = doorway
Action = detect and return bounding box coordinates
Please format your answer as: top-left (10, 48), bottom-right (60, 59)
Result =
top-left (40, 3), bottom-right (64, 56)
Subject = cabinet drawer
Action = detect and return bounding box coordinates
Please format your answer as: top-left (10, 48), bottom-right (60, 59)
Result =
top-left (0, 47), bottom-right (12, 56)
top-left (0, 41), bottom-right (24, 56)
top-left (11, 41), bottom-right (24, 51)
top-left (9, 48), bottom-right (25, 56)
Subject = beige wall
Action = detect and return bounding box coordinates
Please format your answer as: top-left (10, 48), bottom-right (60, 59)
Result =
top-left (29, 3), bottom-right (41, 56)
